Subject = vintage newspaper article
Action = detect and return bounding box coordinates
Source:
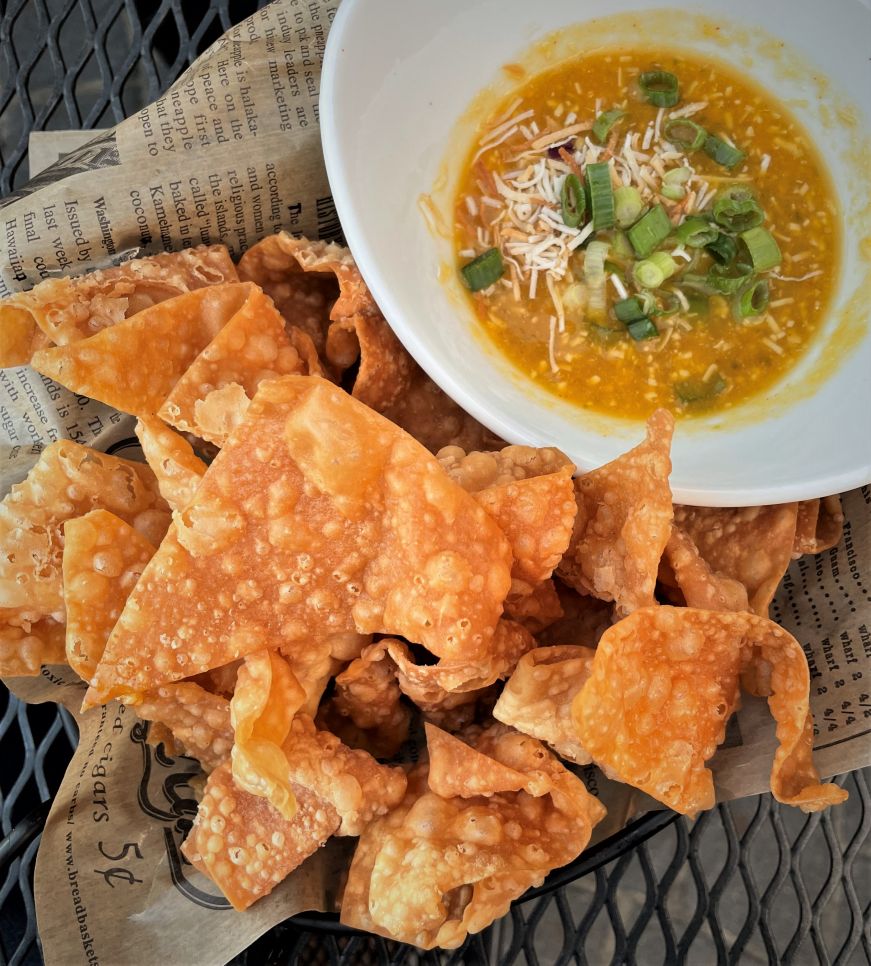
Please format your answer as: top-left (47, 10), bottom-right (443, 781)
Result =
top-left (0, 0), bottom-right (869, 963)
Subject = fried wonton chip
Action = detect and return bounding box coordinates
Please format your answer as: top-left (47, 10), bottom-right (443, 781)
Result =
top-left (342, 725), bottom-right (605, 949)
top-left (793, 496), bottom-right (844, 557)
top-left (238, 235), bottom-right (357, 351)
top-left (573, 606), bottom-right (848, 813)
top-left (32, 282), bottom-right (262, 416)
top-left (278, 640), bottom-right (341, 717)
top-left (0, 306), bottom-right (51, 368)
top-left (0, 441), bottom-right (169, 676)
top-left (673, 503), bottom-right (799, 617)
top-left (325, 312), bottom-right (414, 412)
top-left (282, 715), bottom-right (407, 835)
top-left (383, 621), bottom-right (535, 714)
top-left (425, 723), bottom-right (528, 797)
top-left (86, 376), bottom-right (511, 704)
top-left (493, 646), bottom-right (595, 764)
top-left (439, 444), bottom-right (572, 492)
top-left (182, 761), bottom-right (339, 910)
top-left (503, 578), bottom-right (563, 634)
top-left (158, 286), bottom-right (320, 446)
top-left (230, 650), bottom-right (305, 820)
top-left (0, 245), bottom-right (237, 366)
top-left (320, 642), bottom-right (411, 758)
top-left (135, 416), bottom-right (207, 512)
top-left (191, 659), bottom-right (242, 698)
top-left (660, 526), bottom-right (749, 612)
top-left (382, 363), bottom-right (504, 454)
top-left (475, 466), bottom-right (576, 590)
top-left (63, 510), bottom-right (156, 685)
top-left (558, 410), bottom-right (674, 617)
top-left (134, 682), bottom-right (233, 772)
top-left (0, 619), bottom-right (66, 676)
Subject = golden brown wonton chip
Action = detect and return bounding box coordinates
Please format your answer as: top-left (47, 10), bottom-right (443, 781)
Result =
top-left (0, 245), bottom-right (237, 366)
top-left (320, 641), bottom-right (411, 758)
top-left (793, 496), bottom-right (843, 557)
top-left (158, 285), bottom-right (319, 446)
top-left (182, 761), bottom-right (339, 911)
top-left (0, 620), bottom-right (66, 677)
top-left (558, 409), bottom-right (674, 617)
top-left (673, 503), bottom-right (799, 617)
top-left (438, 444), bottom-right (572, 492)
top-left (238, 234), bottom-right (358, 352)
top-left (425, 723), bottom-right (527, 797)
top-left (231, 650), bottom-right (305, 820)
top-left (85, 376), bottom-right (511, 705)
top-left (574, 606), bottom-right (848, 814)
top-left (135, 416), bottom-right (207, 512)
top-left (341, 724), bottom-right (605, 948)
top-left (475, 466), bottom-right (576, 590)
top-left (63, 510), bottom-right (156, 685)
top-left (278, 641), bottom-right (341, 718)
top-left (382, 621), bottom-right (535, 715)
top-left (382, 363), bottom-right (503, 454)
top-left (282, 714), bottom-right (407, 835)
top-left (493, 646), bottom-right (595, 764)
top-left (0, 441), bottom-right (169, 676)
top-left (325, 312), bottom-right (414, 412)
top-left (660, 526), bottom-right (749, 612)
top-left (31, 282), bottom-right (260, 417)
top-left (134, 682), bottom-right (233, 772)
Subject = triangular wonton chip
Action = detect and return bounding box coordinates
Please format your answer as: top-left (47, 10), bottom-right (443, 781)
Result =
top-left (0, 245), bottom-right (237, 365)
top-left (85, 376), bottom-right (512, 705)
top-left (158, 287), bottom-right (320, 445)
top-left (135, 416), bottom-right (207, 512)
top-left (558, 409), bottom-right (674, 616)
top-left (31, 282), bottom-right (262, 416)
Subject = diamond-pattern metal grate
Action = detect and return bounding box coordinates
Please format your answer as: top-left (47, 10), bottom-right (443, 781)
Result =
top-left (1, 3), bottom-right (870, 963)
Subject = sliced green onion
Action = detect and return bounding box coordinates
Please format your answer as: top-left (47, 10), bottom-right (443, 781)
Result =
top-left (663, 166), bottom-right (692, 186)
top-left (706, 232), bottom-right (738, 265)
top-left (663, 118), bottom-right (707, 151)
top-left (611, 231), bottom-right (635, 260)
top-left (674, 374), bottom-right (727, 404)
top-left (712, 186), bottom-right (764, 232)
top-left (561, 173), bottom-right (586, 228)
top-left (627, 318), bottom-right (659, 340)
top-left (460, 248), bottom-right (504, 291)
top-left (586, 162), bottom-right (615, 230)
top-left (633, 251), bottom-right (678, 288)
top-left (733, 278), bottom-right (771, 319)
top-left (706, 263), bottom-right (754, 295)
top-left (704, 134), bottom-right (746, 169)
top-left (661, 184), bottom-right (686, 201)
top-left (613, 186), bottom-right (644, 228)
top-left (674, 216), bottom-right (718, 248)
top-left (638, 70), bottom-right (680, 108)
top-left (627, 204), bottom-right (671, 258)
top-left (614, 296), bottom-right (648, 323)
top-left (584, 239), bottom-right (611, 318)
top-left (739, 226), bottom-right (782, 272)
top-left (592, 108), bottom-right (627, 144)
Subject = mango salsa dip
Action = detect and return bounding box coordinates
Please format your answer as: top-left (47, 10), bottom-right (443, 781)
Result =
top-left (454, 48), bottom-right (839, 419)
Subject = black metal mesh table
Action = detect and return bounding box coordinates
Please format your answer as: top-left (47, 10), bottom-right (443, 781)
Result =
top-left (1, 3), bottom-right (870, 963)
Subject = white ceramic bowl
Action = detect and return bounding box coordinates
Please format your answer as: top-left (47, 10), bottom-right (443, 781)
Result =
top-left (321, 0), bottom-right (871, 506)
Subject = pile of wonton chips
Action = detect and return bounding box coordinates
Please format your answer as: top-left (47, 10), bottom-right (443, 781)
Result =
top-left (0, 235), bottom-right (847, 949)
